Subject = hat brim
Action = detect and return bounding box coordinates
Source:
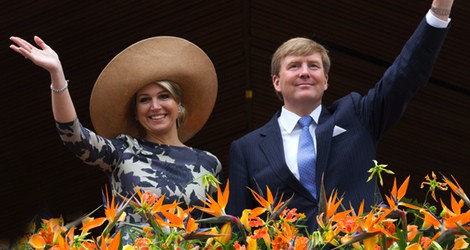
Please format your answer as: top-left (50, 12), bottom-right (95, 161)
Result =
top-left (90, 36), bottom-right (217, 142)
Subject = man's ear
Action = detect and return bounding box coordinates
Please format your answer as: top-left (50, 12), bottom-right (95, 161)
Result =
top-left (324, 74), bottom-right (329, 90)
top-left (272, 75), bottom-right (281, 92)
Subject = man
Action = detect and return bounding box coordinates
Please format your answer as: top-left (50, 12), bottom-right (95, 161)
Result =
top-left (227, 0), bottom-right (455, 232)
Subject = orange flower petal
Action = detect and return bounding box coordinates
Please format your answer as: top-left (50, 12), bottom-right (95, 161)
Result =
top-left (29, 234), bottom-right (46, 249)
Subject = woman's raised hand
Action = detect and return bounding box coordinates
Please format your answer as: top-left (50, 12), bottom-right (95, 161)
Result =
top-left (9, 36), bottom-right (62, 73)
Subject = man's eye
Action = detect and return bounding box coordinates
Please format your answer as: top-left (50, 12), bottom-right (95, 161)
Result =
top-left (289, 64), bottom-right (299, 69)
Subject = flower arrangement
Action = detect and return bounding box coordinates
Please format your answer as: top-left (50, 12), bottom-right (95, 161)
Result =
top-left (13, 162), bottom-right (470, 250)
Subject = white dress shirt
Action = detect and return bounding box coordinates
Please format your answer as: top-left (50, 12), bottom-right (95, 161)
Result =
top-left (278, 106), bottom-right (321, 180)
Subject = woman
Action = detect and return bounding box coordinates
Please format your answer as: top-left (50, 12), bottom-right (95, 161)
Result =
top-left (9, 35), bottom-right (222, 239)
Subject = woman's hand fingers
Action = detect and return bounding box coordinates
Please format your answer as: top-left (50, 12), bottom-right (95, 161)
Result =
top-left (9, 36), bottom-right (36, 59)
top-left (9, 36), bottom-right (61, 71)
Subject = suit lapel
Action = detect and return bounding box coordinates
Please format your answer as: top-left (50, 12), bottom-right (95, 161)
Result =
top-left (315, 107), bottom-right (334, 188)
top-left (258, 114), bottom-right (315, 201)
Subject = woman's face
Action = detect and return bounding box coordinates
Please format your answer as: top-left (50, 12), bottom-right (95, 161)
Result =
top-left (135, 83), bottom-right (179, 137)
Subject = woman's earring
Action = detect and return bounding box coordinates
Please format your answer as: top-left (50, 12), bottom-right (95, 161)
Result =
top-left (178, 105), bottom-right (183, 113)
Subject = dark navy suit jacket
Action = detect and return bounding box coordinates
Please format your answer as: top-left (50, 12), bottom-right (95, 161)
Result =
top-left (226, 17), bottom-right (450, 233)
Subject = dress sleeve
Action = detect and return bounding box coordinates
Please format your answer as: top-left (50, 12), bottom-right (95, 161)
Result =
top-left (55, 119), bottom-right (125, 172)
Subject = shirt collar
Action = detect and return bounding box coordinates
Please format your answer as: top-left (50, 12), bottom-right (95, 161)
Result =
top-left (279, 105), bottom-right (322, 134)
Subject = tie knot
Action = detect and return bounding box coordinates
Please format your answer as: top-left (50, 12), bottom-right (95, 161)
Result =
top-left (298, 116), bottom-right (313, 128)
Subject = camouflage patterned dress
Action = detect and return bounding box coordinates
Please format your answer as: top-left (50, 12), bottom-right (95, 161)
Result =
top-left (56, 119), bottom-right (222, 229)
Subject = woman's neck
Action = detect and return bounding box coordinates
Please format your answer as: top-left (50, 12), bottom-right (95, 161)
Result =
top-left (143, 132), bottom-right (185, 147)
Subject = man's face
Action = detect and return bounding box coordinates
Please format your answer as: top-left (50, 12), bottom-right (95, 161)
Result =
top-left (272, 52), bottom-right (328, 112)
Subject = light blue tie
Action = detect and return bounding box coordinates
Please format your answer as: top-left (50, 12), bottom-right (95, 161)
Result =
top-left (297, 116), bottom-right (317, 199)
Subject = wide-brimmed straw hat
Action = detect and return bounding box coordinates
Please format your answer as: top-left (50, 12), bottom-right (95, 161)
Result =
top-left (90, 36), bottom-right (217, 142)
